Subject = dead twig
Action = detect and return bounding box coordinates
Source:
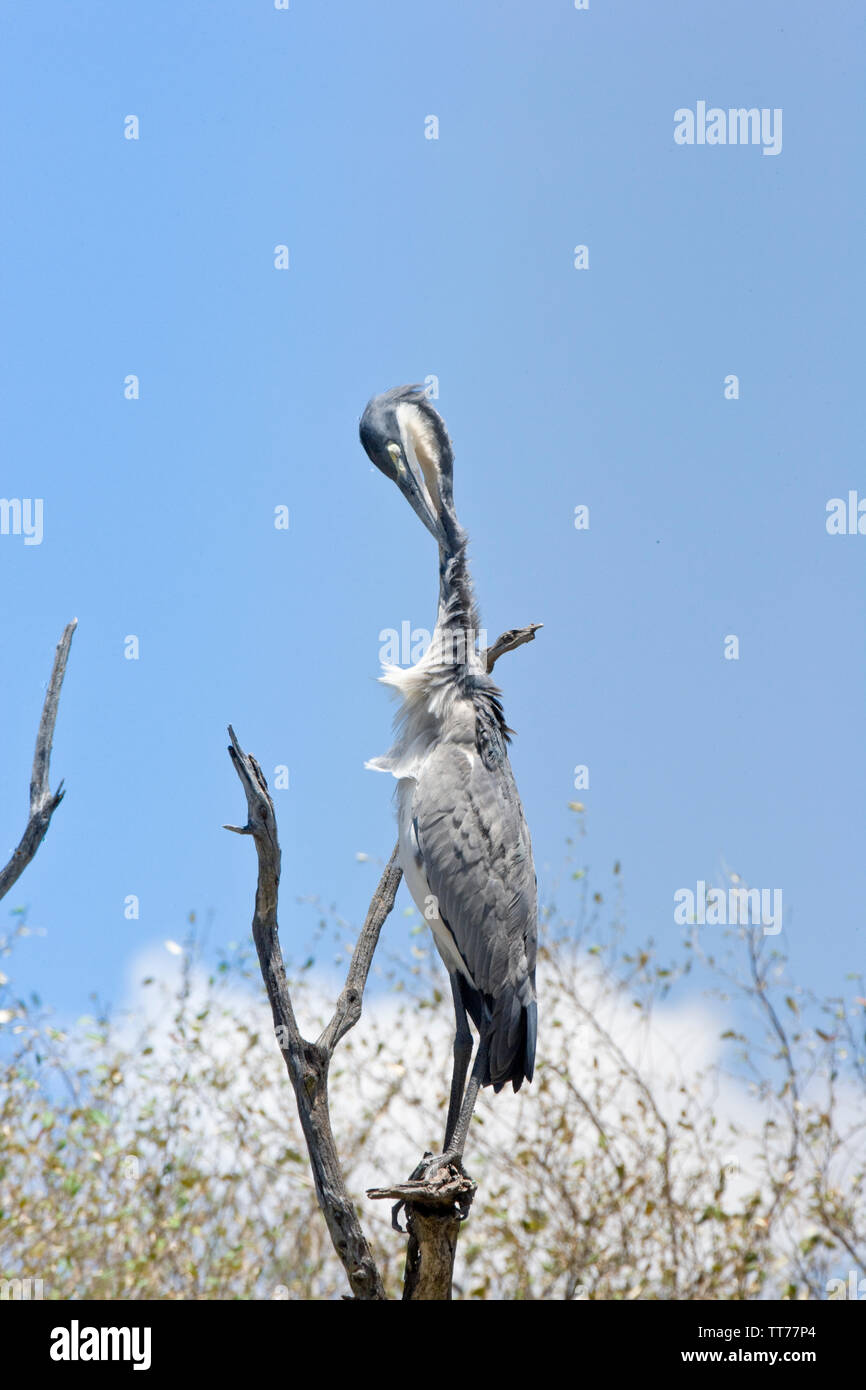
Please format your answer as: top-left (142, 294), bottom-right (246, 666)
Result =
top-left (0, 620), bottom-right (78, 903)
top-left (483, 622), bottom-right (543, 673)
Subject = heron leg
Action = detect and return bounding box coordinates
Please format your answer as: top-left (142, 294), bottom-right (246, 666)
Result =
top-left (445, 1032), bottom-right (489, 1161)
top-left (390, 1029), bottom-right (488, 1231)
top-left (443, 973), bottom-right (474, 1151)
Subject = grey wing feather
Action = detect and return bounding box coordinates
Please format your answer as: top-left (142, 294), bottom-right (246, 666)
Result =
top-left (411, 742), bottom-right (537, 1091)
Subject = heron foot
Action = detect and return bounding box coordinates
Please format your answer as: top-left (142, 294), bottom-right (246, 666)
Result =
top-left (411, 1148), bottom-right (466, 1184)
top-left (388, 1150), bottom-right (473, 1232)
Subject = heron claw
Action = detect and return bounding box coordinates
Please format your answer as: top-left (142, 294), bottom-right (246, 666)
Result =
top-left (391, 1150), bottom-right (436, 1232)
top-left (416, 1150), bottom-right (466, 1183)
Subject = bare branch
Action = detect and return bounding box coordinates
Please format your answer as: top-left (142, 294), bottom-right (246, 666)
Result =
top-left (482, 622), bottom-right (543, 673)
top-left (225, 725), bottom-right (393, 1301)
top-left (367, 1172), bottom-right (476, 1209)
top-left (0, 620), bottom-right (78, 903)
top-left (318, 845), bottom-right (402, 1054)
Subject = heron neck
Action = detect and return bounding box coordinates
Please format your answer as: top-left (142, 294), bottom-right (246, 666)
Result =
top-left (433, 530), bottom-right (481, 671)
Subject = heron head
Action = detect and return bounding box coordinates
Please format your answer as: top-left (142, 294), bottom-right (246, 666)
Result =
top-left (359, 385), bottom-right (455, 545)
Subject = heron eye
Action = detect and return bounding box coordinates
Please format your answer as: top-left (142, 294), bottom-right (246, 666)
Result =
top-left (387, 441), bottom-right (406, 474)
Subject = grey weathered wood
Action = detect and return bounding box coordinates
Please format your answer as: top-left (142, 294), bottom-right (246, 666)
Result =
top-left (483, 622), bottom-right (543, 673)
top-left (225, 725), bottom-right (399, 1301)
top-left (0, 620), bottom-right (77, 903)
top-left (401, 1204), bottom-right (465, 1301)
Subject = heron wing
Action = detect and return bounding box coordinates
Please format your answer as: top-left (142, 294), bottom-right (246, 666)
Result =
top-left (411, 740), bottom-right (537, 1090)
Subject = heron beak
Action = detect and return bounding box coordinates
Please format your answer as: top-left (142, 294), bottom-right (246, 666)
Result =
top-left (395, 447), bottom-right (446, 544)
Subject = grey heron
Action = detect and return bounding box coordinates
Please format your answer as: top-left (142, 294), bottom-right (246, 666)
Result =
top-left (359, 385), bottom-right (538, 1177)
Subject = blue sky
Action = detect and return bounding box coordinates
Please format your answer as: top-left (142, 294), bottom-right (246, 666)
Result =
top-left (0, 1), bottom-right (863, 1022)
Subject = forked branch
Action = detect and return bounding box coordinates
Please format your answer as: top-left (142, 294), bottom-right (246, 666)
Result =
top-left (225, 725), bottom-right (397, 1300)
